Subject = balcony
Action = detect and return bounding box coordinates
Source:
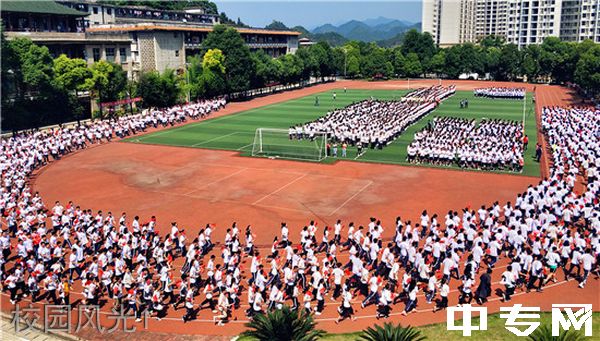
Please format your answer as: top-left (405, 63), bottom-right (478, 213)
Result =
top-left (6, 31), bottom-right (87, 42)
top-left (246, 42), bottom-right (288, 49)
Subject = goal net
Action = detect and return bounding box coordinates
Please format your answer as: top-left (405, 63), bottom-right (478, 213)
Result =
top-left (251, 128), bottom-right (328, 162)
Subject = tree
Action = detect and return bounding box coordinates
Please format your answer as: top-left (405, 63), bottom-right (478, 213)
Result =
top-left (362, 45), bottom-right (393, 78)
top-left (279, 54), bottom-right (303, 84)
top-left (295, 47), bottom-right (317, 80)
top-left (7, 37), bottom-right (54, 98)
top-left (309, 42), bottom-right (335, 80)
top-left (575, 44), bottom-right (600, 99)
top-left (495, 43), bottom-right (521, 81)
top-left (359, 323), bottom-right (425, 341)
top-left (346, 55), bottom-right (361, 78)
top-left (84, 60), bottom-right (127, 103)
top-left (241, 306), bottom-right (324, 341)
top-left (479, 35), bottom-right (505, 49)
top-left (460, 43), bottom-right (484, 75)
top-left (402, 52), bottom-right (423, 78)
top-left (392, 48), bottom-right (405, 76)
top-left (444, 45), bottom-right (465, 79)
top-left (539, 37), bottom-right (570, 83)
top-left (138, 69), bottom-right (181, 107)
top-left (53, 54), bottom-right (91, 93)
top-left (521, 44), bottom-right (542, 82)
top-left (331, 47), bottom-right (346, 76)
top-left (429, 50), bottom-right (446, 76)
top-left (251, 50), bottom-right (278, 87)
top-left (402, 30), bottom-right (436, 71)
top-left (202, 25), bottom-right (253, 92)
top-left (137, 71), bottom-right (162, 107)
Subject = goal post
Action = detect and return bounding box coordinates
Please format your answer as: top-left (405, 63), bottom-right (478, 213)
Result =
top-left (251, 128), bottom-right (328, 162)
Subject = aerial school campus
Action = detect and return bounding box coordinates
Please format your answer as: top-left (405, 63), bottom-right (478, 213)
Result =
top-left (1, 1), bottom-right (599, 341)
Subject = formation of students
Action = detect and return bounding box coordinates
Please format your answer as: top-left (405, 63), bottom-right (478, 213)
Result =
top-left (0, 102), bottom-right (598, 328)
top-left (407, 117), bottom-right (525, 171)
top-left (293, 86), bottom-right (456, 150)
top-left (474, 87), bottom-right (526, 100)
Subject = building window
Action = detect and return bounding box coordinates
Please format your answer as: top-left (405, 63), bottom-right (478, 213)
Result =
top-left (119, 48), bottom-right (127, 62)
top-left (107, 8), bottom-right (112, 15)
top-left (175, 50), bottom-right (180, 57)
top-left (93, 48), bottom-right (100, 62)
top-left (93, 7), bottom-right (98, 14)
top-left (106, 48), bottom-right (115, 62)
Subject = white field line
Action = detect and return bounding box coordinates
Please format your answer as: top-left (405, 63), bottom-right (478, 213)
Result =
top-left (328, 180), bottom-right (373, 216)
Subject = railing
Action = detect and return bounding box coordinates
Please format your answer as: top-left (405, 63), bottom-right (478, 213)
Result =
top-left (5, 31), bottom-right (86, 41)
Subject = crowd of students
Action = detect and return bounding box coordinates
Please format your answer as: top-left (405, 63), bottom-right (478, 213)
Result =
top-left (292, 86), bottom-right (456, 150)
top-left (474, 87), bottom-right (526, 100)
top-left (0, 101), bottom-right (598, 328)
top-left (407, 117), bottom-right (525, 171)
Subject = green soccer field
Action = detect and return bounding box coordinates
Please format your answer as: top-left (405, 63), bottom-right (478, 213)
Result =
top-left (128, 89), bottom-right (540, 177)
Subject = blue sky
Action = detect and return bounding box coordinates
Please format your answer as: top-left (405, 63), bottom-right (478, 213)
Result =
top-left (214, 1), bottom-right (422, 29)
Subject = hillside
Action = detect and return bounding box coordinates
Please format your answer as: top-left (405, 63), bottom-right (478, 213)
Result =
top-left (312, 18), bottom-right (420, 42)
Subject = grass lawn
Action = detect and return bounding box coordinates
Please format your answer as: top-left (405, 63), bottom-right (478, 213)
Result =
top-left (319, 312), bottom-right (600, 341)
top-left (128, 89), bottom-right (540, 177)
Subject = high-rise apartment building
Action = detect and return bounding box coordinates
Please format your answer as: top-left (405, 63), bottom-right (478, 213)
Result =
top-left (422, 0), bottom-right (477, 47)
top-left (422, 0), bottom-right (600, 47)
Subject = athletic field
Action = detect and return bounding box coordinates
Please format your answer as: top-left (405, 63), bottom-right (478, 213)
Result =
top-left (129, 89), bottom-right (539, 177)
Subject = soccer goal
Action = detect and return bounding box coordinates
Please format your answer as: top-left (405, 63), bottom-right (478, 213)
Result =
top-left (251, 128), bottom-right (328, 162)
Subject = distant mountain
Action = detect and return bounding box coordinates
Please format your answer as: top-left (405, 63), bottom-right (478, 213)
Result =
top-left (292, 25), bottom-right (348, 46)
top-left (362, 16), bottom-right (413, 27)
top-left (311, 19), bottom-right (420, 42)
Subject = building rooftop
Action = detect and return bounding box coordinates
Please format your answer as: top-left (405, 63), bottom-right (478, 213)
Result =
top-left (87, 23), bottom-right (301, 36)
top-left (2, 0), bottom-right (88, 16)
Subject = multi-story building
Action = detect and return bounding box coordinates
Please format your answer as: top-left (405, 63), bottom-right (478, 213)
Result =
top-left (422, 0), bottom-right (600, 46)
top-left (560, 0), bottom-right (600, 42)
top-left (86, 23), bottom-right (299, 76)
top-left (422, 0), bottom-right (477, 47)
top-left (475, 0), bottom-right (508, 39)
top-left (2, 0), bottom-right (300, 79)
top-left (505, 0), bottom-right (564, 48)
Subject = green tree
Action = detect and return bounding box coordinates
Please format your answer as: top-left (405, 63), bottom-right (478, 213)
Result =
top-left (309, 41), bottom-right (335, 80)
top-left (402, 52), bottom-right (423, 78)
top-left (461, 43), bottom-right (484, 75)
top-left (479, 35), bottom-right (505, 49)
top-left (295, 47), bottom-right (317, 81)
top-left (198, 48), bottom-right (226, 98)
top-left (346, 55), bottom-right (361, 78)
top-left (138, 69), bottom-right (181, 107)
top-left (251, 50), bottom-right (281, 87)
top-left (53, 54), bottom-right (91, 93)
top-left (429, 50), bottom-right (446, 76)
top-left (575, 44), bottom-right (600, 99)
top-left (521, 44), bottom-right (542, 82)
top-left (279, 54), bottom-right (303, 84)
top-left (241, 306), bottom-right (324, 341)
top-left (85, 60), bottom-right (127, 103)
top-left (444, 45), bottom-right (465, 79)
top-left (202, 25), bottom-right (254, 92)
top-left (496, 43), bottom-right (521, 81)
top-left (359, 323), bottom-right (425, 341)
top-left (7, 37), bottom-right (54, 98)
top-left (362, 44), bottom-right (393, 78)
top-left (402, 30), bottom-right (436, 71)
top-left (392, 48), bottom-right (405, 76)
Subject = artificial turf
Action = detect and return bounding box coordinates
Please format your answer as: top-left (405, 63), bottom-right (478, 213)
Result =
top-left (127, 89), bottom-right (540, 177)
